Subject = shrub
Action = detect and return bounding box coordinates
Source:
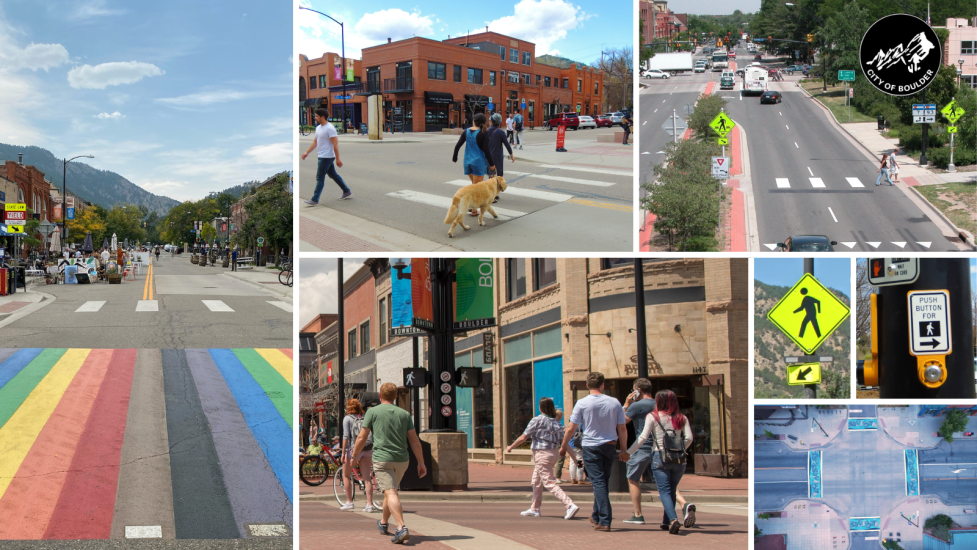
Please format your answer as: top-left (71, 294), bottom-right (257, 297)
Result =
top-left (898, 125), bottom-right (947, 152)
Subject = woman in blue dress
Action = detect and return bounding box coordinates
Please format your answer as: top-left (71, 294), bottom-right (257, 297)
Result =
top-left (452, 113), bottom-right (491, 216)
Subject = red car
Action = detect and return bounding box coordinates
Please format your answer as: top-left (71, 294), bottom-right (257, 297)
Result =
top-left (595, 115), bottom-right (613, 127)
top-left (728, 50), bottom-right (736, 59)
top-left (543, 112), bottom-right (580, 130)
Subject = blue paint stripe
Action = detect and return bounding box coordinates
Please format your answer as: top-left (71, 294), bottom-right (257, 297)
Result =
top-left (209, 349), bottom-right (292, 503)
top-left (0, 348), bottom-right (44, 389)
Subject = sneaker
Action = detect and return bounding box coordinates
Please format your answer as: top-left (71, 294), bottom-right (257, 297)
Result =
top-left (340, 502), bottom-right (354, 511)
top-left (339, 192), bottom-right (352, 200)
top-left (684, 503), bottom-right (696, 527)
top-left (571, 479), bottom-right (579, 484)
top-left (391, 526), bottom-right (411, 544)
top-left (623, 515), bottom-right (645, 524)
top-left (303, 199), bottom-right (319, 205)
top-left (565, 504), bottom-right (579, 520)
top-left (660, 523), bottom-right (670, 531)
top-left (669, 520), bottom-right (681, 534)
top-left (377, 520), bottom-right (389, 535)
top-left (520, 509), bottom-right (541, 517)
top-left (555, 478), bottom-right (564, 484)
top-left (364, 504), bottom-right (377, 513)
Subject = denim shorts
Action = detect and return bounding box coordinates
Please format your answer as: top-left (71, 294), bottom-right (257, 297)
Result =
top-left (464, 159), bottom-right (487, 176)
top-left (626, 446), bottom-right (654, 481)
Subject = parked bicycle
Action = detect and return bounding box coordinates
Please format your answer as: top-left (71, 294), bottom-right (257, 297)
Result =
top-left (299, 449), bottom-right (376, 506)
top-left (278, 257), bottom-right (292, 287)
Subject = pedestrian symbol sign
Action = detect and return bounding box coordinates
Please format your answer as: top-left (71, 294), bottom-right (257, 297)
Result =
top-left (709, 112), bottom-right (735, 137)
top-left (767, 273), bottom-right (850, 354)
top-left (907, 290), bottom-right (951, 356)
top-left (786, 363), bottom-right (822, 385)
top-left (867, 257), bottom-right (919, 287)
top-left (941, 101), bottom-right (965, 124)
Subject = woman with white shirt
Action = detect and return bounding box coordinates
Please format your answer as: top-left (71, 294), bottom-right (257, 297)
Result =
top-left (619, 390), bottom-right (692, 534)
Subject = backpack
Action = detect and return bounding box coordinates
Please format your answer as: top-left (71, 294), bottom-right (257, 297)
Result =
top-left (514, 115), bottom-right (523, 132)
top-left (653, 414), bottom-right (687, 464)
top-left (348, 414), bottom-right (373, 450)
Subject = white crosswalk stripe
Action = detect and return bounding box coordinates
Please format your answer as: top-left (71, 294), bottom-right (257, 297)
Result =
top-left (536, 164), bottom-right (632, 177)
top-left (809, 178), bottom-right (825, 188)
top-left (505, 171), bottom-right (617, 187)
top-left (386, 190), bottom-right (526, 220)
top-left (136, 300), bottom-right (158, 312)
top-left (776, 178), bottom-right (791, 188)
top-left (774, 176), bottom-right (873, 188)
top-left (267, 301), bottom-right (293, 312)
top-left (202, 300), bottom-right (234, 312)
top-left (846, 177), bottom-right (864, 188)
top-left (75, 301), bottom-right (106, 312)
top-left (445, 180), bottom-right (572, 202)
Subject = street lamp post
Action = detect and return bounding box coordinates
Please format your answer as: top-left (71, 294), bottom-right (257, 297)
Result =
top-left (62, 155), bottom-right (93, 252)
top-left (301, 6), bottom-right (347, 134)
top-left (958, 59), bottom-right (965, 88)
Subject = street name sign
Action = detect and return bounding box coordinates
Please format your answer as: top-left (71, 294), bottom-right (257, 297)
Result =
top-left (867, 258), bottom-right (919, 287)
top-left (767, 273), bottom-right (850, 354)
top-left (709, 112), bottom-right (735, 137)
top-left (912, 103), bottom-right (936, 124)
top-left (711, 156), bottom-right (730, 179)
top-left (838, 70), bottom-right (855, 81)
top-left (786, 363), bottom-right (822, 385)
top-left (907, 290), bottom-right (951, 356)
top-left (941, 100), bottom-right (965, 123)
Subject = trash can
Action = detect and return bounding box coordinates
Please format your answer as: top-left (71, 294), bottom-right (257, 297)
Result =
top-left (0, 268), bottom-right (7, 296)
top-left (399, 437), bottom-right (433, 491)
top-left (877, 115), bottom-right (886, 131)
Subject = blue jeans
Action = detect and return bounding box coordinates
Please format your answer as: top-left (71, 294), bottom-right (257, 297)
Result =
top-left (651, 451), bottom-right (686, 524)
top-left (312, 157), bottom-right (349, 202)
top-left (582, 444), bottom-right (616, 526)
top-left (875, 167), bottom-right (893, 186)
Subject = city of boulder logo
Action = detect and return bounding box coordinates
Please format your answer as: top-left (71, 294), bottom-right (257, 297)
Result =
top-left (859, 14), bottom-right (942, 96)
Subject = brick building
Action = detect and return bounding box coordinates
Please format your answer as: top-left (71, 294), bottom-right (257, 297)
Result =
top-left (639, 1), bottom-right (686, 45)
top-left (0, 156), bottom-right (56, 255)
top-left (340, 263), bottom-right (377, 391)
top-left (298, 53), bottom-right (366, 128)
top-left (937, 17), bottom-right (977, 88)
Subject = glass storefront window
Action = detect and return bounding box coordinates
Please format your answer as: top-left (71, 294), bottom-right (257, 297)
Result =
top-left (473, 370), bottom-right (493, 449)
top-left (425, 105), bottom-right (448, 127)
top-left (505, 363), bottom-right (533, 448)
top-left (504, 333), bottom-right (531, 364)
top-left (533, 324), bottom-right (561, 358)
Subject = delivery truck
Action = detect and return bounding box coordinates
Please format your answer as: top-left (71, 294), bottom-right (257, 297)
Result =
top-left (641, 52), bottom-right (694, 76)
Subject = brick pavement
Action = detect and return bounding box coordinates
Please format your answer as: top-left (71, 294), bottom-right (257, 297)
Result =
top-left (0, 301), bottom-right (31, 314)
top-left (299, 216), bottom-right (391, 252)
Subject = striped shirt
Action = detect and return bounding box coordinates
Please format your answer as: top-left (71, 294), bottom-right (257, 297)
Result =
top-left (523, 414), bottom-right (564, 450)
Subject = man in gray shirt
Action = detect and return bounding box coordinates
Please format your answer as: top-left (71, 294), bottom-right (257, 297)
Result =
top-left (560, 372), bottom-right (626, 531)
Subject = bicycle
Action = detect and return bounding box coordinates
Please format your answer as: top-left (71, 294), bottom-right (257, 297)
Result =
top-left (299, 449), bottom-right (377, 506)
top-left (278, 258), bottom-right (292, 287)
top-left (300, 125), bottom-right (314, 136)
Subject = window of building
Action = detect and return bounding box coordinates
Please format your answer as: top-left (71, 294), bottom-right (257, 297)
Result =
top-left (504, 362), bottom-right (533, 448)
top-left (562, 78), bottom-right (569, 88)
top-left (510, 48), bottom-right (519, 63)
top-left (522, 51), bottom-right (531, 65)
top-left (508, 71), bottom-right (520, 83)
top-left (367, 67), bottom-right (381, 93)
top-left (455, 350), bottom-right (494, 449)
top-left (535, 75), bottom-right (541, 85)
top-left (506, 258), bottom-right (526, 301)
top-left (395, 62), bottom-right (412, 89)
top-left (577, 79), bottom-right (582, 92)
top-left (17, 188), bottom-right (24, 203)
top-left (310, 76), bottom-right (317, 90)
top-left (428, 61), bottom-right (446, 80)
top-left (453, 65), bottom-right (462, 82)
top-left (962, 41), bottom-right (975, 55)
top-left (347, 328), bottom-right (357, 359)
top-left (963, 74), bottom-right (977, 89)
top-left (489, 71), bottom-right (496, 86)
top-left (521, 73), bottom-right (530, 84)
top-left (468, 68), bottom-right (483, 84)
top-left (532, 258), bottom-right (557, 291)
top-left (379, 297), bottom-right (387, 346)
top-left (360, 320), bottom-right (370, 353)
top-left (544, 76), bottom-right (551, 87)
top-left (595, 81), bottom-right (599, 94)
top-left (299, 77), bottom-right (306, 101)
top-left (503, 324), bottom-right (564, 451)
top-left (501, 46), bottom-right (506, 61)
top-left (602, 258), bottom-right (632, 269)
top-left (319, 75), bottom-right (328, 89)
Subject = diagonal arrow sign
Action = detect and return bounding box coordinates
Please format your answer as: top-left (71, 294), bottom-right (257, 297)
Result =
top-left (798, 366), bottom-right (811, 381)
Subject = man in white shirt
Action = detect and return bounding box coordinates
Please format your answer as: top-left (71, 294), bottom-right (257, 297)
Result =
top-left (505, 114), bottom-right (514, 144)
top-left (301, 108), bottom-right (352, 204)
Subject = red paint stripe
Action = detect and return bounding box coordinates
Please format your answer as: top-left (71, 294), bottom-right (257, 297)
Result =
top-left (44, 349), bottom-right (136, 540)
top-left (0, 349), bottom-right (111, 539)
top-left (682, 127), bottom-right (692, 140)
top-left (727, 179), bottom-right (746, 252)
top-left (730, 123), bottom-right (742, 176)
top-left (703, 81), bottom-right (715, 95)
top-left (902, 176), bottom-right (919, 187)
top-left (639, 212), bottom-right (656, 252)
top-left (279, 348), bottom-right (293, 360)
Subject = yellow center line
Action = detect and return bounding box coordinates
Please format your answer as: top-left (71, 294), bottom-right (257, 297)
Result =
top-left (142, 262), bottom-right (150, 301)
top-left (568, 198), bottom-right (633, 212)
top-left (148, 262), bottom-right (153, 301)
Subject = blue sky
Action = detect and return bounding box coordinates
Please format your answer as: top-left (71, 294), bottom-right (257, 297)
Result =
top-left (297, 0), bottom-right (631, 66)
top-left (755, 258), bottom-right (852, 298)
top-left (0, 0), bottom-right (291, 201)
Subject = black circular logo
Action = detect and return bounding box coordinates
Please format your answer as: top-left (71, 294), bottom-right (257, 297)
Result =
top-left (859, 14), bottom-right (942, 96)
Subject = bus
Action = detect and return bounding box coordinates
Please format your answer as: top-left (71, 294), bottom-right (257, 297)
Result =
top-left (743, 63), bottom-right (768, 94)
top-left (711, 50), bottom-right (729, 71)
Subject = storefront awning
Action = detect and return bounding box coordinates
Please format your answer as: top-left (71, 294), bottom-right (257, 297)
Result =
top-left (302, 98), bottom-right (321, 107)
top-left (424, 91), bottom-right (454, 105)
top-left (464, 94), bottom-right (489, 106)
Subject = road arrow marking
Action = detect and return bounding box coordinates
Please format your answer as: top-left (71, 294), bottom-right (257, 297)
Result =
top-left (892, 241), bottom-right (906, 248)
top-left (916, 242), bottom-right (931, 248)
top-left (840, 242), bottom-right (857, 248)
top-left (866, 242), bottom-right (881, 248)
top-left (764, 243), bottom-right (779, 250)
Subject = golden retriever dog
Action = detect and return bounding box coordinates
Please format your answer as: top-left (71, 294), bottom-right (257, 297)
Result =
top-left (444, 176), bottom-right (507, 237)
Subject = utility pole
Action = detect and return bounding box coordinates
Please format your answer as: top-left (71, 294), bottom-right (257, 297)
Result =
top-left (337, 259), bottom-right (345, 442)
top-left (803, 258), bottom-right (817, 399)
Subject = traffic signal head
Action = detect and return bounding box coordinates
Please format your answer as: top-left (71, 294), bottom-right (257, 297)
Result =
top-left (807, 34), bottom-right (815, 42)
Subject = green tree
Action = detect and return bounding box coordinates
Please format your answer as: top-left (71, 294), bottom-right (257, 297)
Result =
top-left (104, 205), bottom-right (146, 245)
top-left (821, 367), bottom-right (851, 398)
top-left (144, 210), bottom-right (161, 244)
top-left (687, 93), bottom-right (729, 140)
top-left (247, 172), bottom-right (292, 263)
top-left (22, 208), bottom-right (42, 250)
top-left (937, 409), bottom-right (970, 443)
top-left (821, 0), bottom-right (871, 86)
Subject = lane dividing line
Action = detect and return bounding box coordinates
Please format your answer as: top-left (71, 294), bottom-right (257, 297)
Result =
top-left (807, 167), bottom-right (814, 177)
top-left (786, 124), bottom-right (790, 129)
top-left (795, 142), bottom-right (799, 148)
top-left (828, 207), bottom-right (838, 222)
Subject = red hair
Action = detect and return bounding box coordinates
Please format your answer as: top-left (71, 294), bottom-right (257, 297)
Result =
top-left (652, 390), bottom-right (686, 430)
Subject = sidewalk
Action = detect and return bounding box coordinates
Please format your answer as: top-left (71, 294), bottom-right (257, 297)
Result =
top-left (879, 406), bottom-right (977, 449)
top-left (223, 268), bottom-right (293, 300)
top-left (0, 285), bottom-right (53, 330)
top-left (755, 405), bottom-right (847, 451)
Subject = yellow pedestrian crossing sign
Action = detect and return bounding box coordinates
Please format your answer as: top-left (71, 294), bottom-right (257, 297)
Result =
top-left (709, 112), bottom-right (735, 137)
top-left (718, 136), bottom-right (729, 145)
top-left (786, 363), bottom-right (822, 385)
top-left (767, 273), bottom-right (850, 354)
top-left (941, 101), bottom-right (965, 123)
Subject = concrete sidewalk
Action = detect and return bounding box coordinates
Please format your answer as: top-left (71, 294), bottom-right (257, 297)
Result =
top-left (841, 123), bottom-right (977, 186)
top-left (222, 268), bottom-right (293, 300)
top-left (0, 285), bottom-right (54, 330)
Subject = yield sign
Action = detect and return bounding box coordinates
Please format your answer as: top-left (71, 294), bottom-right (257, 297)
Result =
top-left (786, 363), bottom-right (822, 385)
top-left (711, 156), bottom-right (730, 178)
top-left (767, 273), bottom-right (850, 354)
top-left (941, 100), bottom-right (965, 124)
top-left (709, 112), bottom-right (735, 137)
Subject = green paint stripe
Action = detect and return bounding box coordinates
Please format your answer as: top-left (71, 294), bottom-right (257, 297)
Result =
top-left (231, 349), bottom-right (293, 429)
top-left (0, 349), bottom-right (68, 428)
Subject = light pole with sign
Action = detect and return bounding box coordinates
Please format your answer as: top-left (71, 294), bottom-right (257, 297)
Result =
top-left (838, 70), bottom-right (855, 121)
top-left (62, 155), bottom-right (93, 252)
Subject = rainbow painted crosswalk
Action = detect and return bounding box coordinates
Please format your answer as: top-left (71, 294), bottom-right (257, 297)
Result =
top-left (0, 348), bottom-right (293, 540)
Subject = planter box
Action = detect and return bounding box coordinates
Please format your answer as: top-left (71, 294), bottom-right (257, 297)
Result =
top-left (107, 275), bottom-right (122, 284)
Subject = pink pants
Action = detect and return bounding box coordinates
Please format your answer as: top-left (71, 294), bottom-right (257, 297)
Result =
top-left (530, 448), bottom-right (574, 512)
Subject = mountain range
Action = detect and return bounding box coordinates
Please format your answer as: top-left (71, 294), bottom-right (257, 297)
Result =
top-left (0, 143), bottom-right (180, 214)
top-left (536, 54), bottom-right (593, 69)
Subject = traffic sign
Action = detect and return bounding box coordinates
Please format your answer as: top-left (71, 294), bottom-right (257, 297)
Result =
top-left (662, 116), bottom-right (687, 136)
top-left (440, 383), bottom-right (451, 393)
top-left (487, 103), bottom-right (494, 111)
top-left (948, 126), bottom-right (958, 133)
top-left (257, 237), bottom-right (264, 245)
top-left (907, 290), bottom-right (951, 356)
top-left (6, 225), bottom-right (23, 234)
top-left (709, 112), bottom-right (735, 136)
top-left (767, 273), bottom-right (850, 354)
top-left (867, 258), bottom-right (919, 287)
top-left (440, 406), bottom-right (452, 417)
top-left (786, 363), bottom-right (822, 385)
top-left (941, 100), bottom-right (965, 123)
top-left (4, 203), bottom-right (26, 212)
top-left (4, 210), bottom-right (25, 224)
top-left (911, 104), bottom-right (936, 115)
top-left (913, 115), bottom-right (935, 124)
top-left (838, 70), bottom-right (855, 81)
top-left (441, 394), bottom-right (452, 405)
top-left (711, 156), bottom-right (730, 179)
top-left (718, 136), bottom-right (729, 145)
top-left (314, 401), bottom-right (325, 413)
top-left (403, 368), bottom-right (427, 388)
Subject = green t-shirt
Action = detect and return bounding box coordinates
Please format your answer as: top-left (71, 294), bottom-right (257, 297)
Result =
top-left (362, 403), bottom-right (415, 463)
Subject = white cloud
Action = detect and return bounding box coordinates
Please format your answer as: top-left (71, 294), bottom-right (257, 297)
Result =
top-left (68, 61), bottom-right (164, 89)
top-left (299, 258), bottom-right (368, 327)
top-left (0, 42), bottom-right (70, 72)
top-left (485, 0), bottom-right (587, 55)
top-left (94, 111), bottom-right (124, 119)
top-left (244, 142), bottom-right (291, 165)
top-left (156, 87), bottom-right (288, 108)
top-left (354, 9), bottom-right (434, 42)
top-left (70, 0), bottom-right (126, 20)
top-left (298, 7), bottom-right (435, 61)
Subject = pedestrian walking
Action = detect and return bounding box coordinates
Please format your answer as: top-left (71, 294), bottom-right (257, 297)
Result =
top-left (302, 108), bottom-right (352, 204)
top-left (350, 383), bottom-right (427, 545)
top-left (451, 112), bottom-right (491, 217)
top-left (889, 150), bottom-right (900, 182)
top-left (506, 398), bottom-right (580, 520)
top-left (621, 390), bottom-right (692, 535)
top-left (621, 114), bottom-right (632, 145)
top-left (560, 372), bottom-right (627, 531)
top-left (340, 398), bottom-right (376, 513)
top-left (154, 246), bottom-right (160, 262)
top-left (309, 419), bottom-right (319, 447)
top-left (231, 247), bottom-right (238, 271)
top-left (484, 114), bottom-right (515, 203)
top-left (506, 113), bottom-right (515, 144)
top-left (513, 109), bottom-right (524, 150)
top-left (875, 152), bottom-right (893, 186)
top-left (385, 112), bottom-right (392, 133)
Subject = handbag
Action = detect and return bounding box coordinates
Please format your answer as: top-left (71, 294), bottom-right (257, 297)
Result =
top-left (653, 415), bottom-right (687, 465)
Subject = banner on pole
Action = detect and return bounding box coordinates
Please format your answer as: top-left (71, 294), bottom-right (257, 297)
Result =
top-left (411, 259), bottom-right (434, 330)
top-left (454, 258), bottom-right (496, 330)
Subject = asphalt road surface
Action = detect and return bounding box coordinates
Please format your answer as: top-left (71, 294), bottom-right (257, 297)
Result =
top-left (753, 441), bottom-right (809, 510)
top-left (2, 255), bottom-right (291, 348)
top-left (919, 440), bottom-right (977, 505)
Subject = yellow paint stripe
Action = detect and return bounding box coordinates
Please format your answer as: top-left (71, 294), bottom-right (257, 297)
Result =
top-left (0, 349), bottom-right (90, 500)
top-left (568, 198), bottom-right (633, 212)
top-left (148, 263), bottom-right (154, 301)
top-left (142, 263), bottom-right (150, 301)
top-left (255, 349), bottom-right (293, 386)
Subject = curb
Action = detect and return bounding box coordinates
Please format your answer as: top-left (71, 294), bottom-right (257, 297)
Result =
top-left (0, 288), bottom-right (56, 330)
top-left (299, 492), bottom-right (746, 505)
top-left (222, 271), bottom-right (292, 300)
top-left (798, 84), bottom-right (975, 250)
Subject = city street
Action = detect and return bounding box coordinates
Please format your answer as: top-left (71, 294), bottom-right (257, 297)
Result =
top-left (298, 127), bottom-right (633, 252)
top-left (640, 43), bottom-right (968, 252)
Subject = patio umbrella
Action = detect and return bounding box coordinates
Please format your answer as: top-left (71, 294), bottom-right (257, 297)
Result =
top-left (124, 238), bottom-right (129, 249)
top-left (50, 226), bottom-right (61, 253)
top-left (111, 233), bottom-right (117, 251)
top-left (102, 237), bottom-right (108, 250)
top-left (82, 232), bottom-right (94, 253)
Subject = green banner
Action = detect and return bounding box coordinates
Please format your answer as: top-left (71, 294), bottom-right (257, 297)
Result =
top-left (454, 258), bottom-right (495, 329)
